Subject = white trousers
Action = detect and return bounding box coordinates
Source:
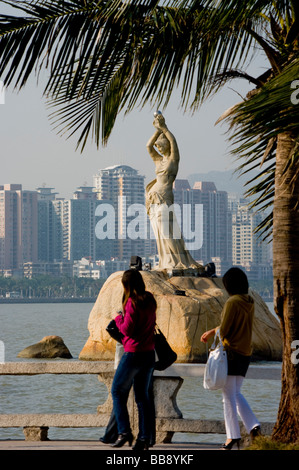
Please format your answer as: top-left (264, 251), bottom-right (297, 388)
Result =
top-left (222, 375), bottom-right (260, 439)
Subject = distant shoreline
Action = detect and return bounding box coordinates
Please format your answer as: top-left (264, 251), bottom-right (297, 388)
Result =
top-left (0, 297), bottom-right (97, 304)
top-left (0, 296), bottom-right (273, 304)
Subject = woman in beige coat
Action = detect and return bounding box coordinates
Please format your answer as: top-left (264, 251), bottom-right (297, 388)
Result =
top-left (201, 267), bottom-right (261, 449)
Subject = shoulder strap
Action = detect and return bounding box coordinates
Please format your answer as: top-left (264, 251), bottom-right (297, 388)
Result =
top-left (210, 328), bottom-right (223, 350)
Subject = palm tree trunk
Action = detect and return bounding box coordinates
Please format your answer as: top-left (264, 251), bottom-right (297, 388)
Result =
top-left (272, 131), bottom-right (299, 443)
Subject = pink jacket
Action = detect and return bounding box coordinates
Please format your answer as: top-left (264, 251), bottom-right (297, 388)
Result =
top-left (114, 297), bottom-right (156, 352)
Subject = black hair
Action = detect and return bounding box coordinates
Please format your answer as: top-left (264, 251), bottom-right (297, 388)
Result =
top-left (222, 267), bottom-right (249, 296)
top-left (121, 269), bottom-right (157, 312)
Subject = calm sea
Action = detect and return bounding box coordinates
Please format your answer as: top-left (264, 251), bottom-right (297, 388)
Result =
top-left (0, 302), bottom-right (281, 443)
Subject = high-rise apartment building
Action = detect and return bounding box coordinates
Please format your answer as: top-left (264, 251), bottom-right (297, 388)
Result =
top-left (0, 184), bottom-right (37, 272)
top-left (173, 179), bottom-right (232, 271)
top-left (37, 186), bottom-right (99, 264)
top-left (37, 187), bottom-right (59, 262)
top-left (193, 181), bottom-right (232, 266)
top-left (93, 165), bottom-right (149, 260)
top-left (21, 189), bottom-right (38, 265)
top-left (61, 186), bottom-right (98, 262)
top-left (231, 200), bottom-right (271, 278)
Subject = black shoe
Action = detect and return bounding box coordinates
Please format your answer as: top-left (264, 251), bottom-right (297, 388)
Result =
top-left (221, 438), bottom-right (241, 450)
top-left (99, 436), bottom-right (116, 444)
top-left (111, 432), bottom-right (133, 448)
top-left (132, 439), bottom-right (149, 451)
top-left (250, 425), bottom-right (261, 441)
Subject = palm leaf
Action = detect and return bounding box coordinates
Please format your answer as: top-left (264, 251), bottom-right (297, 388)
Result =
top-left (1, 0), bottom-right (298, 157)
top-left (223, 57), bottom-right (299, 239)
top-left (50, 0), bottom-right (269, 145)
top-left (0, 1), bottom-right (98, 88)
top-left (0, 0), bottom-right (281, 147)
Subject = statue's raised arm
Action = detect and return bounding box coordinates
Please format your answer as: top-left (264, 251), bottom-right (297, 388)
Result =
top-left (147, 113), bottom-right (179, 164)
top-left (146, 128), bottom-right (162, 163)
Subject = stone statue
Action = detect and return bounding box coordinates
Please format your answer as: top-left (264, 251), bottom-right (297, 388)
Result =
top-left (145, 112), bottom-right (203, 272)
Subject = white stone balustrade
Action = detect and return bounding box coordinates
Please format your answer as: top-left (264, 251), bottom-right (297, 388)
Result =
top-left (0, 361), bottom-right (281, 442)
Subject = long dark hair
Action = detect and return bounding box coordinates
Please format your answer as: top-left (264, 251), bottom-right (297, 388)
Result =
top-left (222, 267), bottom-right (249, 296)
top-left (121, 269), bottom-right (156, 312)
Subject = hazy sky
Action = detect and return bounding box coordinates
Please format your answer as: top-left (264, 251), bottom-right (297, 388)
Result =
top-left (1, 4), bottom-right (269, 199)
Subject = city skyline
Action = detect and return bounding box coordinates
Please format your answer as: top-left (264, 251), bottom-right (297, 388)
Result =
top-left (0, 164), bottom-right (272, 281)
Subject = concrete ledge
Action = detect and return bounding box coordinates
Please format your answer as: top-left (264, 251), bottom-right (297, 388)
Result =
top-left (0, 361), bottom-right (282, 380)
top-left (0, 414), bottom-right (274, 439)
top-left (0, 414), bottom-right (109, 428)
top-left (0, 440), bottom-right (221, 450)
top-left (0, 414), bottom-right (226, 432)
top-left (156, 418), bottom-right (274, 436)
top-left (0, 361), bottom-right (114, 375)
top-left (157, 363), bottom-right (281, 380)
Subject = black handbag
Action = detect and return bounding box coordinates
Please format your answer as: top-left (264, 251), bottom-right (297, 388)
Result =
top-left (154, 327), bottom-right (177, 371)
top-left (106, 319), bottom-right (124, 344)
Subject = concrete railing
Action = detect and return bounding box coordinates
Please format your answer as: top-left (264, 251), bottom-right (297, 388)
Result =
top-left (0, 361), bottom-right (281, 442)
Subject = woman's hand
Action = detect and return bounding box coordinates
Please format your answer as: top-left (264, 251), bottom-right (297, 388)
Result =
top-left (153, 113), bottom-right (166, 131)
top-left (200, 328), bottom-right (217, 343)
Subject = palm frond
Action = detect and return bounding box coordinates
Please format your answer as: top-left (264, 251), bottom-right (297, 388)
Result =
top-left (47, 0), bottom-right (271, 145)
top-left (223, 57), bottom-right (299, 239)
top-left (0, 0), bottom-right (280, 147)
top-left (0, 1), bottom-right (99, 88)
top-left (1, 0), bottom-right (298, 152)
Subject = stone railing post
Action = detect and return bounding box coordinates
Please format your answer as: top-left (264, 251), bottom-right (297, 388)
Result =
top-left (97, 372), bottom-right (184, 443)
top-left (153, 376), bottom-right (184, 443)
top-left (23, 426), bottom-right (49, 441)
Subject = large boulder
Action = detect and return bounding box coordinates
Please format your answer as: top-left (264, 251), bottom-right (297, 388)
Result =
top-left (18, 335), bottom-right (72, 359)
top-left (79, 270), bottom-right (282, 362)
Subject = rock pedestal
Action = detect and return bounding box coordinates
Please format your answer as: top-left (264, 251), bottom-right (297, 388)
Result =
top-left (79, 270), bottom-right (282, 362)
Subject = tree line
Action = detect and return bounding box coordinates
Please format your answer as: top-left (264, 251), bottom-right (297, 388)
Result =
top-left (0, 275), bottom-right (105, 299)
top-left (0, 274), bottom-right (273, 300)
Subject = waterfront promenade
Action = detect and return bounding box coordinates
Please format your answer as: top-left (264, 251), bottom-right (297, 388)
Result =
top-left (0, 440), bottom-right (219, 450)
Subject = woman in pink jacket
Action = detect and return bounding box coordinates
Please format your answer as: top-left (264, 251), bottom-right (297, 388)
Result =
top-left (111, 269), bottom-right (156, 450)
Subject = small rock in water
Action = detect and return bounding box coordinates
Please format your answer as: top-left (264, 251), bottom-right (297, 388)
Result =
top-left (18, 335), bottom-right (72, 359)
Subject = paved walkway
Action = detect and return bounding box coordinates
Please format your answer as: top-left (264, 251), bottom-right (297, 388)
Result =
top-left (0, 440), bottom-right (222, 451)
